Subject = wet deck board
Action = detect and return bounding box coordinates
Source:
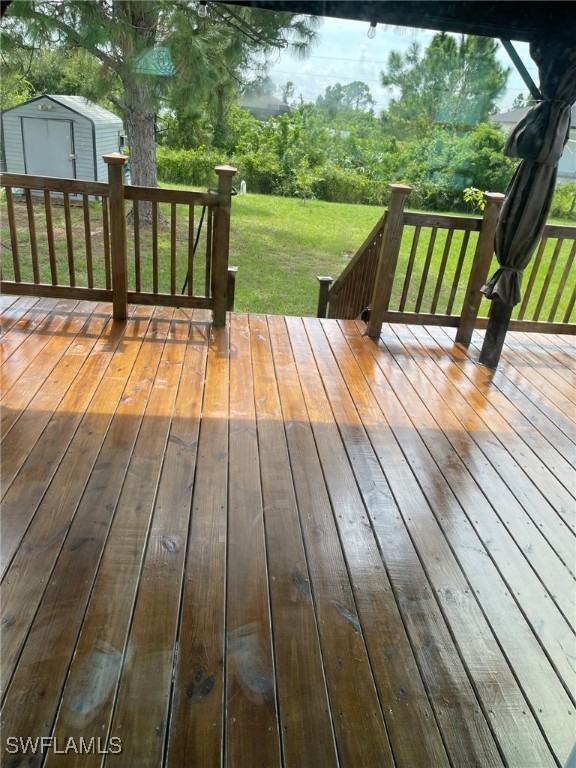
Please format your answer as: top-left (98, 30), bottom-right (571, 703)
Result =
top-left (1, 298), bottom-right (574, 768)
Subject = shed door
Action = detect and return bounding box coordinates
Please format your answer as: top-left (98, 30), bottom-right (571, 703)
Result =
top-left (22, 118), bottom-right (75, 177)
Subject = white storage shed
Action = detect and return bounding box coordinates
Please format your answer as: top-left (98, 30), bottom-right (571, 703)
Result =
top-left (1, 94), bottom-right (125, 181)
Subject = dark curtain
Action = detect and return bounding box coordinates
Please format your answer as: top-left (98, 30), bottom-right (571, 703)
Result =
top-left (481, 42), bottom-right (576, 306)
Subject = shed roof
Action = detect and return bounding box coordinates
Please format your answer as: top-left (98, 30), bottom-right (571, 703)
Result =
top-left (2, 94), bottom-right (123, 126)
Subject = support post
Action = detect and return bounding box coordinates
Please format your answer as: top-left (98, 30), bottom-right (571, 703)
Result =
top-left (478, 299), bottom-right (513, 368)
top-left (367, 184), bottom-right (412, 338)
top-left (212, 164), bottom-right (237, 327)
top-left (455, 192), bottom-right (505, 346)
top-left (316, 275), bottom-right (333, 318)
top-left (104, 153), bottom-right (128, 321)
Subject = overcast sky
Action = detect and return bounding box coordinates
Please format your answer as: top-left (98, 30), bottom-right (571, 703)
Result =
top-left (265, 16), bottom-right (536, 113)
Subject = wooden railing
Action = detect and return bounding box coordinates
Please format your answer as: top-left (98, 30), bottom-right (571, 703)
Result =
top-left (317, 212), bottom-right (385, 320)
top-left (0, 154), bottom-right (237, 325)
top-left (318, 184), bottom-right (576, 339)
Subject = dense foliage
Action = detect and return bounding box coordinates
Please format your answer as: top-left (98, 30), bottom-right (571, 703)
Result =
top-left (3, 17), bottom-right (573, 219)
top-left (157, 101), bottom-right (519, 212)
top-left (1, 0), bottom-right (318, 197)
top-left (153, 31), bottom-right (520, 213)
top-left (550, 183), bottom-right (576, 219)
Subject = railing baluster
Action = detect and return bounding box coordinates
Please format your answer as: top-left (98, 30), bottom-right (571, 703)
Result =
top-left (358, 244), bottom-right (372, 314)
top-left (562, 281), bottom-right (576, 323)
top-left (134, 202), bottom-right (141, 292)
top-left (63, 192), bottom-right (76, 287)
top-left (414, 228), bottom-right (437, 313)
top-left (6, 188), bottom-right (21, 283)
top-left (227, 266), bottom-right (238, 311)
top-left (399, 226), bottom-right (420, 311)
top-left (517, 238), bottom-right (546, 320)
top-left (170, 202), bottom-right (177, 295)
top-left (152, 200), bottom-right (159, 294)
top-left (25, 189), bottom-right (40, 284)
top-left (187, 204), bottom-right (195, 297)
top-left (205, 206), bottom-right (213, 298)
top-left (44, 190), bottom-right (57, 285)
top-left (533, 238), bottom-right (562, 321)
top-left (548, 240), bottom-right (575, 322)
top-left (446, 230), bottom-right (471, 315)
top-left (102, 196), bottom-right (112, 290)
top-left (430, 229), bottom-right (454, 314)
top-left (350, 261), bottom-right (361, 317)
top-left (83, 194), bottom-right (93, 289)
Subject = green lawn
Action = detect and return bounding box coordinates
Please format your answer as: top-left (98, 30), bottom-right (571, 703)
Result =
top-left (2, 188), bottom-right (574, 322)
top-left (228, 192), bottom-right (574, 322)
top-left (229, 193), bottom-right (382, 315)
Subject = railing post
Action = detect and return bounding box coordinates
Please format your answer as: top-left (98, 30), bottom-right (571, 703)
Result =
top-left (455, 192), bottom-right (505, 346)
top-left (316, 275), bottom-right (333, 318)
top-left (104, 153), bottom-right (128, 321)
top-left (367, 184), bottom-right (412, 338)
top-left (212, 164), bottom-right (237, 327)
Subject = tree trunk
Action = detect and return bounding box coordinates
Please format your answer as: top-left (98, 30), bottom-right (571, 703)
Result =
top-left (212, 84), bottom-right (229, 150)
top-left (123, 78), bottom-right (157, 225)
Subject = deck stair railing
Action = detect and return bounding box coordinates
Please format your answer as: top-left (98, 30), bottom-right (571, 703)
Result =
top-left (316, 211), bottom-right (386, 320)
top-left (318, 183), bottom-right (576, 338)
top-left (0, 154), bottom-right (237, 326)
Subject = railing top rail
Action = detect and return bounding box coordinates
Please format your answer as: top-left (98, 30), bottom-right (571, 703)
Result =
top-left (401, 210), bottom-right (575, 239)
top-left (0, 173), bottom-right (109, 197)
top-left (542, 222), bottom-right (576, 238)
top-left (123, 185), bottom-right (219, 207)
top-left (402, 210), bottom-right (482, 232)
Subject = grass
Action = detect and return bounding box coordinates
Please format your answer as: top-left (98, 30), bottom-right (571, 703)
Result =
top-left (229, 193), bottom-right (381, 315)
top-left (2, 187), bottom-right (574, 322)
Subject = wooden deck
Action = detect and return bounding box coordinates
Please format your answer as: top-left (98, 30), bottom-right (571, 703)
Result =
top-left (1, 295), bottom-right (574, 768)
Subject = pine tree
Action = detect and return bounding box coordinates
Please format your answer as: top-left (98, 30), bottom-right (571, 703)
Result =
top-left (1, 0), bottom-right (318, 219)
top-left (381, 33), bottom-right (510, 132)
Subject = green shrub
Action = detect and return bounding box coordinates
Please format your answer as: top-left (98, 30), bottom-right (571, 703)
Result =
top-left (550, 183), bottom-right (576, 220)
top-left (156, 146), bottom-right (224, 187)
top-left (313, 166), bottom-right (385, 205)
top-left (232, 150), bottom-right (284, 195)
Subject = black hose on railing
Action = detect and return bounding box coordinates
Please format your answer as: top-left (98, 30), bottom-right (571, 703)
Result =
top-left (181, 185), bottom-right (237, 295)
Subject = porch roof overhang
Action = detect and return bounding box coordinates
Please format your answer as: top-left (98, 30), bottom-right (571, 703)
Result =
top-left (217, 1), bottom-right (576, 45)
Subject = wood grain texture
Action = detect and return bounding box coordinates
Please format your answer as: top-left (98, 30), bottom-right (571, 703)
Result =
top-left (270, 314), bottom-right (396, 768)
top-left (1, 306), bottom-right (167, 743)
top-left (1, 300), bottom-right (573, 768)
top-left (249, 314), bottom-right (338, 768)
top-left (353, 321), bottom-right (575, 760)
top-left (104, 310), bottom-right (210, 768)
top-left (0, 308), bottom-right (148, 698)
top-left (167, 320), bottom-right (230, 768)
top-left (299, 317), bottom-right (502, 768)
top-left (225, 313), bottom-right (281, 767)
top-left (45, 308), bottom-right (184, 768)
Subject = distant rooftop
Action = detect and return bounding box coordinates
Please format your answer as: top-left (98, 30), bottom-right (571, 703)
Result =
top-left (491, 104), bottom-right (576, 127)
